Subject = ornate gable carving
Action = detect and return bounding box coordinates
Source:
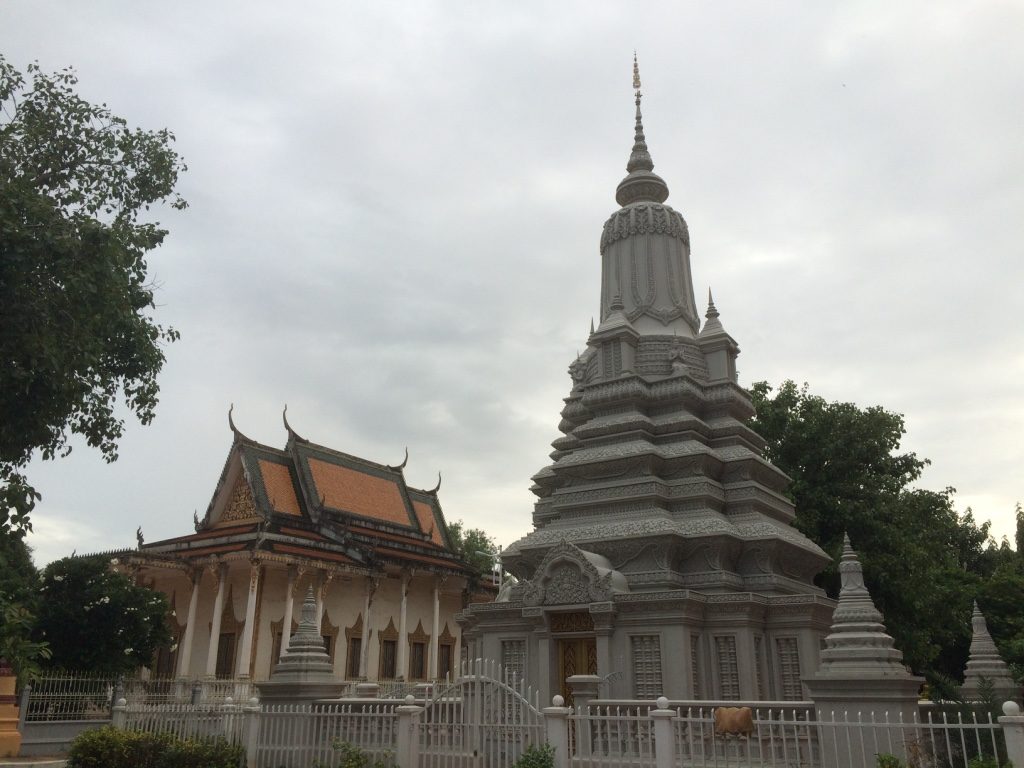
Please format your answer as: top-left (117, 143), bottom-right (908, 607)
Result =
top-left (220, 477), bottom-right (260, 525)
top-left (521, 540), bottom-right (619, 607)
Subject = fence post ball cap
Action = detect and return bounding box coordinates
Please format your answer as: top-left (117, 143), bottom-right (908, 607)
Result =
top-left (116, 697), bottom-right (127, 706)
top-left (405, 694), bottom-right (415, 705)
top-left (1004, 701), bottom-right (1022, 716)
top-left (225, 696), bottom-right (233, 705)
top-left (552, 694), bottom-right (565, 707)
top-left (249, 696), bottom-right (259, 706)
top-left (657, 696), bottom-right (669, 709)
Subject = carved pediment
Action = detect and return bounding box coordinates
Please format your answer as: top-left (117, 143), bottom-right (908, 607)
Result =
top-left (520, 540), bottom-right (627, 607)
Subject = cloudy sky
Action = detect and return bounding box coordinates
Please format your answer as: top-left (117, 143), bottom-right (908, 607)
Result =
top-left (4, 2), bottom-right (1022, 566)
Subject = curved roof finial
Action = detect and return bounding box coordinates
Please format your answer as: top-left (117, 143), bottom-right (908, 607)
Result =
top-left (428, 471), bottom-right (442, 495)
top-left (387, 447), bottom-right (410, 472)
top-left (282, 404), bottom-right (306, 442)
top-left (228, 403), bottom-right (250, 441)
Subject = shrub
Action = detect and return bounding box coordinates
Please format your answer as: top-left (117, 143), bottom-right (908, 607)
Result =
top-left (876, 755), bottom-right (906, 768)
top-left (514, 742), bottom-right (555, 768)
top-left (67, 726), bottom-right (244, 768)
top-left (314, 740), bottom-right (393, 768)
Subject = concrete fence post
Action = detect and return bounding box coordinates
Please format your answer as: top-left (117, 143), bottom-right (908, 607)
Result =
top-left (221, 697), bottom-right (238, 741)
top-left (16, 684), bottom-right (30, 733)
top-left (1000, 701), bottom-right (1024, 767)
top-left (651, 696), bottom-right (676, 768)
top-left (191, 680), bottom-right (202, 705)
top-left (543, 695), bottom-right (572, 768)
top-left (111, 697), bottom-right (127, 729)
top-left (566, 674), bottom-right (600, 757)
top-left (396, 695), bottom-right (424, 768)
top-left (242, 696), bottom-right (261, 768)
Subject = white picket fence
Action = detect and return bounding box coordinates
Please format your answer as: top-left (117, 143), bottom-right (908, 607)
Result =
top-left (254, 702), bottom-right (399, 768)
top-left (569, 698), bottom-right (1014, 768)
top-left (419, 659), bottom-right (545, 768)
top-left (103, 677), bottom-right (1024, 768)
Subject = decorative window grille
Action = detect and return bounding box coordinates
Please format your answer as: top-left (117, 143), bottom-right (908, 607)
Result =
top-left (776, 637), bottom-right (803, 700)
top-left (630, 635), bottom-right (662, 699)
top-left (754, 635), bottom-right (766, 699)
top-left (715, 636), bottom-right (740, 700)
top-left (690, 634), bottom-right (702, 698)
top-left (501, 639), bottom-right (526, 683)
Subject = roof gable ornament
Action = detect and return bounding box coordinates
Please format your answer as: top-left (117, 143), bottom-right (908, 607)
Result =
top-left (520, 539), bottom-right (629, 606)
top-left (428, 471), bottom-right (442, 495)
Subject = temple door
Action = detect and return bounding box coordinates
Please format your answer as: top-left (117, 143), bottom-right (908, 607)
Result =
top-left (557, 637), bottom-right (597, 706)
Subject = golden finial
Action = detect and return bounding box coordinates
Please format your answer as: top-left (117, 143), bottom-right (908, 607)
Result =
top-left (633, 52), bottom-right (642, 92)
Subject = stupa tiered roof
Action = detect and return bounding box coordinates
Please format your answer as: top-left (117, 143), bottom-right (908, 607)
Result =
top-left (501, 57), bottom-right (829, 596)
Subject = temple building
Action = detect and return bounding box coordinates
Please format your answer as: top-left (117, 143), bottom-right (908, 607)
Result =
top-left (458, 60), bottom-right (836, 703)
top-left (114, 409), bottom-right (477, 683)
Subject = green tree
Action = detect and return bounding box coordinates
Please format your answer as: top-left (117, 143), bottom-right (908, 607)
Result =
top-left (35, 556), bottom-right (171, 675)
top-left (749, 380), bottom-right (996, 680)
top-left (0, 55), bottom-right (187, 533)
top-left (0, 531), bottom-right (48, 685)
top-left (447, 519), bottom-right (498, 587)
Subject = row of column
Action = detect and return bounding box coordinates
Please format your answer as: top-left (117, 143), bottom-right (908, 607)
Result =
top-left (175, 562), bottom-right (447, 680)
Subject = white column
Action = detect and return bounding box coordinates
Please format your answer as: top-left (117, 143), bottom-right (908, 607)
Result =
top-left (205, 564), bottom-right (228, 678)
top-left (237, 562), bottom-right (261, 679)
top-left (397, 572), bottom-right (410, 680)
top-left (279, 566), bottom-right (297, 660)
top-left (428, 577), bottom-right (441, 680)
top-left (176, 570), bottom-right (202, 678)
top-left (358, 577), bottom-right (376, 679)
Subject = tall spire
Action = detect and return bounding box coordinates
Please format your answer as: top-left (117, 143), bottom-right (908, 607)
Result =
top-left (615, 54), bottom-right (669, 207)
top-left (627, 52), bottom-right (653, 173)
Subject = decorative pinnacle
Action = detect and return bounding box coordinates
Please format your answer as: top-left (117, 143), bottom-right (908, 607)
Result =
top-left (706, 289), bottom-right (719, 320)
top-left (627, 53), bottom-right (653, 174)
top-left (615, 53), bottom-right (669, 207)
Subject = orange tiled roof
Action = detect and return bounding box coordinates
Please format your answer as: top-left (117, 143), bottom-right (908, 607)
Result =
top-left (258, 460), bottom-right (301, 515)
top-left (308, 459), bottom-right (410, 526)
top-left (411, 500), bottom-right (445, 547)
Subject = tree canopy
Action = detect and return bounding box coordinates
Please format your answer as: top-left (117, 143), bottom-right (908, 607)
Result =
top-left (0, 55), bottom-right (187, 533)
top-left (446, 519), bottom-right (499, 588)
top-left (751, 380), bottom-right (1023, 685)
top-left (35, 556), bottom-right (171, 675)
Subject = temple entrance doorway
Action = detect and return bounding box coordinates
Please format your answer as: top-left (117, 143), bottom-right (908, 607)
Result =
top-left (556, 637), bottom-right (597, 705)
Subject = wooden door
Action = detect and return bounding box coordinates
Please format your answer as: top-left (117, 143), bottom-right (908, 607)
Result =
top-left (557, 637), bottom-right (597, 706)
